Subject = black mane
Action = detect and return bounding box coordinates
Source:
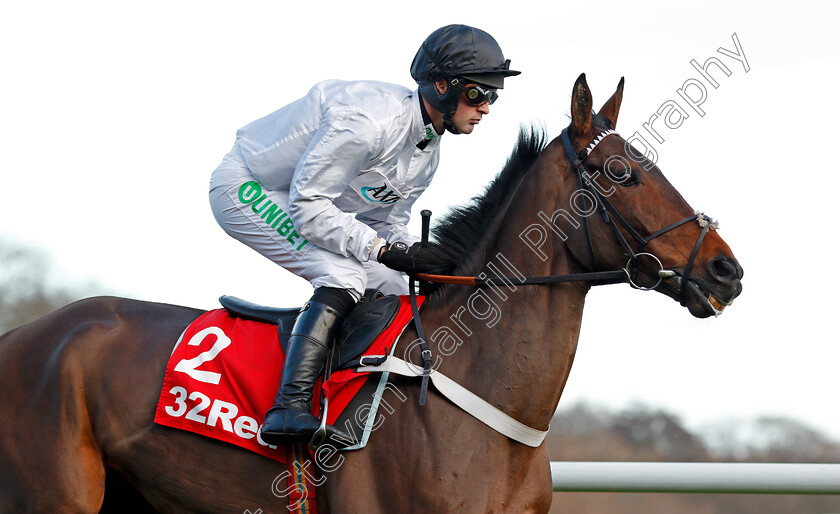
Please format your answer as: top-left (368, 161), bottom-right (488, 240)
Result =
top-left (426, 124), bottom-right (548, 296)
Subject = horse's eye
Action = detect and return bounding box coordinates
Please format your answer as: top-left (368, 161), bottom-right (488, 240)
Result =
top-left (603, 159), bottom-right (640, 187)
top-left (619, 172), bottom-right (639, 186)
top-left (606, 167), bottom-right (639, 186)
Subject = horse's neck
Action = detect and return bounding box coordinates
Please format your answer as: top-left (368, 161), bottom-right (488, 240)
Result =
top-left (428, 285), bottom-right (586, 428)
top-left (426, 146), bottom-right (588, 430)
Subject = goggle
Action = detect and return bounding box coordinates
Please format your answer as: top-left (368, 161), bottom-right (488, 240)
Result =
top-left (450, 79), bottom-right (498, 106)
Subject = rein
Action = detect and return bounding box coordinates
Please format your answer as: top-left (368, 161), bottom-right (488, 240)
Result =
top-left (415, 128), bottom-right (718, 298)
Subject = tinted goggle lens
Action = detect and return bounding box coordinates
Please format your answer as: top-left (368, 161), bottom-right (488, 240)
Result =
top-left (465, 85), bottom-right (498, 105)
top-left (452, 80), bottom-right (498, 106)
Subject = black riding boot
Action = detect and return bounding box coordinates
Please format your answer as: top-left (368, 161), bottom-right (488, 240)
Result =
top-left (260, 288), bottom-right (355, 445)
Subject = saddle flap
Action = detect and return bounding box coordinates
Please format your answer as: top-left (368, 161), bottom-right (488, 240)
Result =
top-left (332, 295), bottom-right (401, 371)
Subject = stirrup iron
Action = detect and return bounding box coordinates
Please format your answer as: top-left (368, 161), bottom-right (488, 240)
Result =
top-left (309, 396), bottom-right (329, 450)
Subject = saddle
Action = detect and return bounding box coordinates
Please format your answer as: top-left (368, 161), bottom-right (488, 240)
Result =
top-left (154, 289), bottom-right (419, 464)
top-left (218, 289), bottom-right (400, 372)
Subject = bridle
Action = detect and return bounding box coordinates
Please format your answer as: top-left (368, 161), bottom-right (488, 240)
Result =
top-left (560, 126), bottom-right (718, 303)
top-left (408, 126), bottom-right (718, 404)
top-left (415, 126), bottom-right (719, 305)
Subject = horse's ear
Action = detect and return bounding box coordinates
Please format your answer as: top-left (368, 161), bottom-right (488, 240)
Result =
top-left (571, 73), bottom-right (592, 135)
top-left (597, 76), bottom-right (625, 129)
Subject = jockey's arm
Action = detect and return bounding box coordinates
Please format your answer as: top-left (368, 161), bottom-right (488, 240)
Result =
top-left (356, 185), bottom-right (430, 247)
top-left (288, 109), bottom-right (383, 263)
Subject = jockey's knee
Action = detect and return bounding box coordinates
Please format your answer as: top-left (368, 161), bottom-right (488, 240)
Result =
top-left (310, 287), bottom-right (357, 314)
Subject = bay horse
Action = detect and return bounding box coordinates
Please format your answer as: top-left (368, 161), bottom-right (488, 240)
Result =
top-left (0, 74), bottom-right (742, 513)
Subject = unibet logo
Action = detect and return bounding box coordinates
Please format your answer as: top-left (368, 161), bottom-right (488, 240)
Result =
top-left (237, 181), bottom-right (309, 252)
top-left (360, 183), bottom-right (400, 204)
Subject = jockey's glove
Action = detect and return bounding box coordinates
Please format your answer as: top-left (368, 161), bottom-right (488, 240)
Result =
top-left (378, 241), bottom-right (447, 275)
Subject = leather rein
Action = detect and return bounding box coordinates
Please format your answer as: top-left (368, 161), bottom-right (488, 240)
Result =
top-left (416, 127), bottom-right (718, 300)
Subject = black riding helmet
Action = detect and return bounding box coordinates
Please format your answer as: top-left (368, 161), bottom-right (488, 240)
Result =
top-left (410, 25), bottom-right (520, 134)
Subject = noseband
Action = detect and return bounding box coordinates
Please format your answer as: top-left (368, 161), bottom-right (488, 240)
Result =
top-left (559, 127), bottom-right (717, 305)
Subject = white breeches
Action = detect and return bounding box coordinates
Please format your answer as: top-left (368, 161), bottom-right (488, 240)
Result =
top-left (209, 146), bottom-right (408, 298)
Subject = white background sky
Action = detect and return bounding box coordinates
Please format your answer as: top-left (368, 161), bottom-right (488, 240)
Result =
top-left (2, 1), bottom-right (839, 442)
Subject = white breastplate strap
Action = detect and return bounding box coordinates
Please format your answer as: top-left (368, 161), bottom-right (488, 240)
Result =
top-left (357, 356), bottom-right (548, 447)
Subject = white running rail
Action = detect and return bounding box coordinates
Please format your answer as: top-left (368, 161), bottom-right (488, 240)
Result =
top-left (551, 462), bottom-right (840, 494)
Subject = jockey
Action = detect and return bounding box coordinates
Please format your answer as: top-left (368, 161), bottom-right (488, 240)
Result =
top-left (209, 24), bottom-right (519, 445)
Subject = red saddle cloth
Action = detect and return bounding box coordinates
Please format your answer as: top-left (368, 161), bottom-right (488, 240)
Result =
top-left (153, 295), bottom-right (420, 462)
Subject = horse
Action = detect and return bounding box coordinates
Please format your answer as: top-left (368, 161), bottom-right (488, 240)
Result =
top-left (0, 73), bottom-right (742, 513)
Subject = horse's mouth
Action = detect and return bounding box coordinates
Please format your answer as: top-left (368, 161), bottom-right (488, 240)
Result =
top-left (704, 289), bottom-right (730, 317)
top-left (661, 275), bottom-right (737, 319)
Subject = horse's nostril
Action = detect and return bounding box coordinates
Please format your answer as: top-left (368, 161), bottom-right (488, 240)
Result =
top-left (710, 256), bottom-right (739, 280)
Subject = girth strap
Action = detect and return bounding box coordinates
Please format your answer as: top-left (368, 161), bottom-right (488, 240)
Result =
top-left (357, 355), bottom-right (548, 447)
top-left (408, 276), bottom-right (431, 406)
top-left (411, 210), bottom-right (434, 406)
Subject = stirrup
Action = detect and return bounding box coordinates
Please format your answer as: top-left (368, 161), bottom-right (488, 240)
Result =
top-left (308, 395), bottom-right (357, 450)
top-left (308, 396), bottom-right (329, 450)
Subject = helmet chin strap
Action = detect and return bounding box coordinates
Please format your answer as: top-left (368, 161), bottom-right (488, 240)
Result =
top-left (420, 80), bottom-right (462, 135)
top-left (441, 83), bottom-right (464, 134)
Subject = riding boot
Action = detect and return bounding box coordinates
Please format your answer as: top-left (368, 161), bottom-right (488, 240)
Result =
top-left (260, 288), bottom-right (355, 446)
